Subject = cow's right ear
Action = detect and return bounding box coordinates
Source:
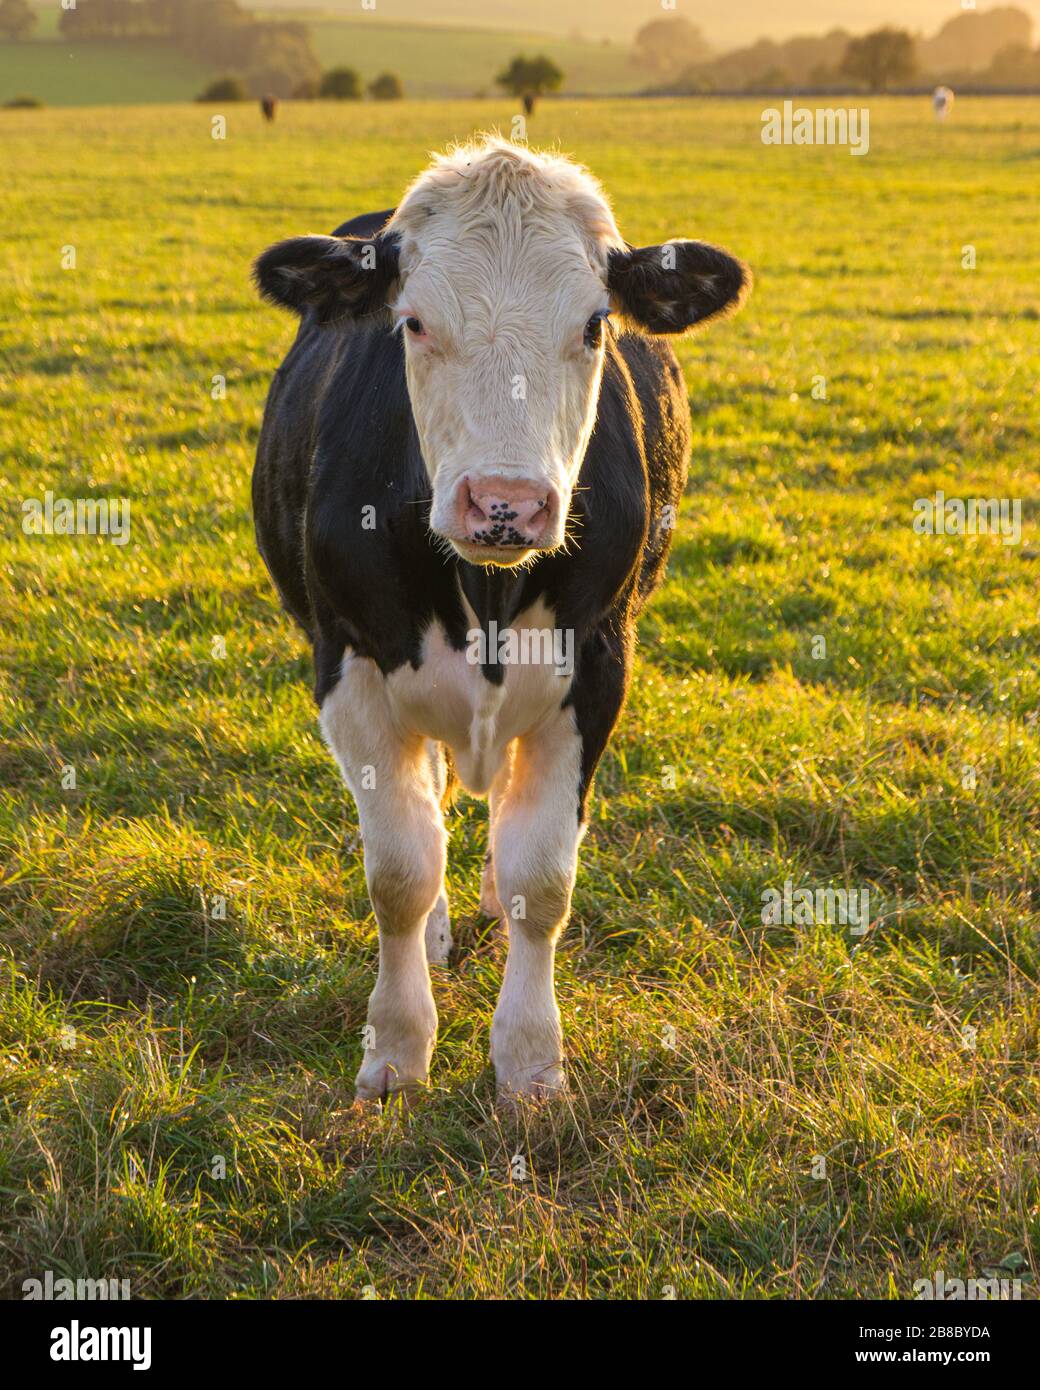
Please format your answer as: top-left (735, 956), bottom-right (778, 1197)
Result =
top-left (253, 233), bottom-right (399, 324)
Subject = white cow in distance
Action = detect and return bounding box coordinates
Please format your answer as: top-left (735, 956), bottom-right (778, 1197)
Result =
top-left (933, 86), bottom-right (955, 120)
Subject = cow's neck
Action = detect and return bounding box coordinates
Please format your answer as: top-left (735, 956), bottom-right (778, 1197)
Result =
top-left (455, 562), bottom-right (536, 686)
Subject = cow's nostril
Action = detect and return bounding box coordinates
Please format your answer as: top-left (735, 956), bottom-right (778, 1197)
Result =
top-left (465, 487), bottom-right (489, 524)
top-left (457, 478), bottom-right (556, 548)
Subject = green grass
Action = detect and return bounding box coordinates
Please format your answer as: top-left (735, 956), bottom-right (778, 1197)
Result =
top-left (1, 98), bottom-right (1039, 1300)
top-left (0, 38), bottom-right (210, 107)
top-left (0, 15), bottom-right (641, 107)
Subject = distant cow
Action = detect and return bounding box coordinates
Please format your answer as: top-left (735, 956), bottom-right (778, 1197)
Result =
top-left (522, 92), bottom-right (536, 116)
top-left (933, 86), bottom-right (954, 120)
top-left (261, 95), bottom-right (278, 123)
top-left (253, 139), bottom-right (751, 1101)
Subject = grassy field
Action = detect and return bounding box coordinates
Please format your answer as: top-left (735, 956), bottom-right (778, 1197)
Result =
top-left (0, 15), bottom-right (640, 106)
top-left (1, 97), bottom-right (1039, 1300)
top-left (0, 38), bottom-right (211, 106)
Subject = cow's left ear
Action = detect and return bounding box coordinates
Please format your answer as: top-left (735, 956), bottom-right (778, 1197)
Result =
top-left (253, 232), bottom-right (400, 325)
top-left (606, 240), bottom-right (751, 334)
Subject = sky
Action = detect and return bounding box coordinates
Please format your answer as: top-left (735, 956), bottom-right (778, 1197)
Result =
top-left (249, 1), bottom-right (1040, 50)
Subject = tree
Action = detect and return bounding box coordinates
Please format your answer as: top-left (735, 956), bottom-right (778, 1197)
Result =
top-left (840, 27), bottom-right (917, 93)
top-left (104, 0), bottom-right (139, 37)
top-left (172, 0), bottom-right (248, 53)
top-left (368, 71), bottom-right (404, 101)
top-left (245, 23), bottom-right (321, 98)
top-left (196, 76), bottom-right (249, 103)
top-left (672, 29), bottom-right (850, 92)
top-left (749, 66), bottom-right (791, 91)
top-left (320, 66), bottom-right (362, 100)
top-left (58, 0), bottom-right (144, 38)
top-left (921, 7), bottom-right (1032, 74)
top-left (57, 0), bottom-right (321, 95)
top-left (59, 0), bottom-right (110, 37)
top-left (632, 17), bottom-right (710, 76)
top-left (986, 41), bottom-right (1040, 82)
top-left (495, 54), bottom-right (563, 112)
top-left (143, 0), bottom-right (183, 31)
top-left (0, 0), bottom-right (36, 40)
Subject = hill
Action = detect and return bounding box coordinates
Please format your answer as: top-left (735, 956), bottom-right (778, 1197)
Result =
top-left (306, 17), bottom-right (643, 97)
top-left (248, 0), bottom-right (1040, 49)
top-left (0, 38), bottom-right (209, 105)
top-left (920, 5), bottom-right (1034, 70)
top-left (8, 4), bottom-right (1040, 106)
top-left (1, 13), bottom-right (643, 105)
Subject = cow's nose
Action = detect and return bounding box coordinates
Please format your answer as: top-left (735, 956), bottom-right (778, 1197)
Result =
top-left (460, 476), bottom-right (555, 546)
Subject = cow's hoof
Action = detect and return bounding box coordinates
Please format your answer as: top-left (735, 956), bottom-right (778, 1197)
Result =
top-left (480, 857), bottom-right (505, 919)
top-left (494, 1062), bottom-right (569, 1104)
top-left (424, 893), bottom-right (453, 964)
top-left (354, 1058), bottom-right (428, 1106)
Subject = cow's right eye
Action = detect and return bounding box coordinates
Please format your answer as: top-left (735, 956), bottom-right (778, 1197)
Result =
top-left (583, 310), bottom-right (610, 349)
top-left (405, 316), bottom-right (424, 335)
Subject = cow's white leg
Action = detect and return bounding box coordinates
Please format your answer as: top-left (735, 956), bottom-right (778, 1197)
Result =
top-left (480, 745), bottom-right (514, 918)
top-left (320, 655), bottom-right (445, 1099)
top-left (425, 891), bottom-right (452, 965)
top-left (490, 708), bottom-right (584, 1097)
top-left (424, 741), bottom-right (453, 964)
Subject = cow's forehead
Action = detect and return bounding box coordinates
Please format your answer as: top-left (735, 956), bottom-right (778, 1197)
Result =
top-left (388, 137), bottom-right (623, 275)
top-left (399, 221), bottom-right (606, 324)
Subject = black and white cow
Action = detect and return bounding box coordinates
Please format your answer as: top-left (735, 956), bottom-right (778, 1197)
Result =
top-left (253, 138), bottom-right (750, 1100)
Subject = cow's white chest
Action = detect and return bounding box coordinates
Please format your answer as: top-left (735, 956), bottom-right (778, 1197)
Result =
top-left (385, 597), bottom-right (572, 794)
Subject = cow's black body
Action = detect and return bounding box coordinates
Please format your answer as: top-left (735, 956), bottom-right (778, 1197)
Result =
top-left (253, 210), bottom-right (692, 813)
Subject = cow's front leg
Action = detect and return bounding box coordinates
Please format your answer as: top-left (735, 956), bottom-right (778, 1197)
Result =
top-left (320, 655), bottom-right (445, 1100)
top-left (490, 708), bottom-right (584, 1098)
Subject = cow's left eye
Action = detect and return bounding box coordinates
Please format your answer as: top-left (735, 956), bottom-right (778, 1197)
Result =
top-left (584, 310), bottom-right (610, 349)
top-left (404, 316), bottom-right (424, 336)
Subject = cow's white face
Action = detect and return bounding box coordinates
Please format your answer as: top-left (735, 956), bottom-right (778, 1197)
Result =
top-left (390, 213), bottom-right (613, 565)
top-left (255, 139), bottom-right (752, 569)
top-left (383, 144), bottom-right (625, 567)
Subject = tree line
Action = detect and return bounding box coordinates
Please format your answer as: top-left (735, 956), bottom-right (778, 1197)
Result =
top-left (635, 7), bottom-right (1040, 93)
top-left (4, 1), bottom-right (565, 108)
top-left (54, 0), bottom-right (321, 97)
top-left (199, 54), bottom-right (562, 108)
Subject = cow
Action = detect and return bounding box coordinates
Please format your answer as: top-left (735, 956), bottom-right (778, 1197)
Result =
top-left (933, 86), bottom-right (954, 121)
top-left (252, 137), bottom-right (751, 1101)
top-left (261, 95), bottom-right (279, 123)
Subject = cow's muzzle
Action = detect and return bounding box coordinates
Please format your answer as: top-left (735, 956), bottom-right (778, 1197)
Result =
top-left (439, 475), bottom-right (561, 565)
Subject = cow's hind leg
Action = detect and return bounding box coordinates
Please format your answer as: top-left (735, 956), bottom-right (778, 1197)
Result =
top-left (490, 708), bottom-right (585, 1098)
top-left (321, 655), bottom-right (445, 1100)
top-left (480, 746), bottom-right (514, 919)
top-left (424, 741), bottom-right (453, 964)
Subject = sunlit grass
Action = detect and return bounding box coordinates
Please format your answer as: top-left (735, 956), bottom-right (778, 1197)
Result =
top-left (1, 99), bottom-right (1038, 1298)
